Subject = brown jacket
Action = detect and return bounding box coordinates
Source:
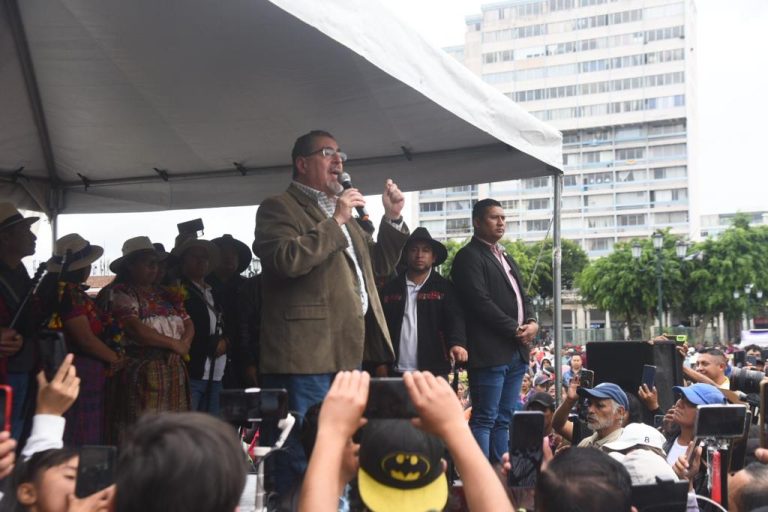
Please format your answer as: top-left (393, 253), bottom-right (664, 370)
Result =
top-left (254, 184), bottom-right (408, 374)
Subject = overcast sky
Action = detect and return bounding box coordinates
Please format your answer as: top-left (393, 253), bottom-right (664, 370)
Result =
top-left (26, 0), bottom-right (768, 268)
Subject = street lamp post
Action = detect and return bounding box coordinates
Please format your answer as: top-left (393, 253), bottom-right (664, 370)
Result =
top-left (744, 283), bottom-right (754, 330)
top-left (653, 232), bottom-right (664, 329)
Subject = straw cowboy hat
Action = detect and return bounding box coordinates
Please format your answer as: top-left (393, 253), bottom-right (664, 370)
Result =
top-left (47, 234), bottom-right (104, 272)
top-left (171, 237), bottom-right (220, 270)
top-left (0, 202), bottom-right (39, 232)
top-left (110, 236), bottom-right (168, 274)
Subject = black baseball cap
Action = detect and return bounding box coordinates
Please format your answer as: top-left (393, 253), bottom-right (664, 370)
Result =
top-left (526, 392), bottom-right (555, 411)
top-left (358, 419), bottom-right (448, 512)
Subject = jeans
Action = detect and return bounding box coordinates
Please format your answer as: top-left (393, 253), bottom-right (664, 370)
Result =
top-left (8, 372), bottom-right (31, 441)
top-left (468, 352), bottom-right (527, 462)
top-left (260, 373), bottom-right (333, 495)
top-left (190, 379), bottom-right (223, 415)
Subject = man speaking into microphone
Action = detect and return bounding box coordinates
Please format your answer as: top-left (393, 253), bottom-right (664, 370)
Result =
top-left (253, 129), bottom-right (409, 490)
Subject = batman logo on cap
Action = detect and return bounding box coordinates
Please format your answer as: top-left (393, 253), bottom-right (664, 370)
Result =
top-left (381, 452), bottom-right (431, 482)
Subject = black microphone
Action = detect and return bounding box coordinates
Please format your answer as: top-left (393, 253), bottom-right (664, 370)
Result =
top-left (339, 172), bottom-right (369, 222)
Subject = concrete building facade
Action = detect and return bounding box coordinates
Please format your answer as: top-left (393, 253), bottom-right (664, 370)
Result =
top-left (415, 0), bottom-right (698, 260)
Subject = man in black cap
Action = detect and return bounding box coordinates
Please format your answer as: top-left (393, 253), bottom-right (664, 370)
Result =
top-left (379, 227), bottom-right (466, 378)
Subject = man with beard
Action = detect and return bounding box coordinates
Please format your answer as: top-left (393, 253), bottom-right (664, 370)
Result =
top-left (574, 382), bottom-right (629, 450)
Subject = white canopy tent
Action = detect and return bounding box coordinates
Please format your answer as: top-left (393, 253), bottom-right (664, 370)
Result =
top-left (1, 0), bottom-right (566, 392)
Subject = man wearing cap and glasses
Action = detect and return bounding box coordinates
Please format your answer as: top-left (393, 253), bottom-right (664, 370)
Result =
top-left (379, 227), bottom-right (467, 379)
top-left (0, 203), bottom-right (39, 439)
top-left (253, 130), bottom-right (409, 493)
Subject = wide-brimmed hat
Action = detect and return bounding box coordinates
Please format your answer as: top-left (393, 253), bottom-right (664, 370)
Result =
top-left (171, 238), bottom-right (220, 270)
top-left (47, 234), bottom-right (104, 272)
top-left (402, 227), bottom-right (448, 266)
top-left (211, 234), bottom-right (252, 274)
top-left (0, 202), bottom-right (39, 232)
top-left (358, 419), bottom-right (448, 512)
top-left (110, 236), bottom-right (168, 274)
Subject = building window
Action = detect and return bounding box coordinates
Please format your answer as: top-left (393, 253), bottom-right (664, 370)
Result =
top-left (419, 202), bottom-right (443, 213)
top-left (526, 198), bottom-right (550, 210)
top-left (564, 175), bottom-right (578, 187)
top-left (499, 200), bottom-right (518, 210)
top-left (447, 200), bottom-right (473, 212)
top-left (587, 216), bottom-right (614, 228)
top-left (524, 177), bottom-right (550, 189)
top-left (618, 214), bottom-right (646, 226)
top-left (653, 166), bottom-right (687, 180)
top-left (587, 238), bottom-right (614, 251)
top-left (615, 147), bottom-right (645, 161)
top-left (584, 172), bottom-right (613, 185)
top-left (526, 219), bottom-right (550, 232)
top-left (446, 218), bottom-right (471, 232)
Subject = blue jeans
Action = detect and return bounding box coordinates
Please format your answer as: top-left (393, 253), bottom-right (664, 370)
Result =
top-left (261, 373), bottom-right (333, 495)
top-left (190, 379), bottom-right (223, 415)
top-left (8, 372), bottom-right (31, 441)
top-left (468, 353), bottom-right (527, 462)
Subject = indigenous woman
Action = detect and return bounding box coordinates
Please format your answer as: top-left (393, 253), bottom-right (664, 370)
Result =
top-left (107, 236), bottom-right (192, 443)
top-left (39, 234), bottom-right (119, 445)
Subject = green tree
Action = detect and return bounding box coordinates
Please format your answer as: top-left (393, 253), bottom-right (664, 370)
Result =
top-left (576, 230), bottom-right (686, 331)
top-left (525, 238), bottom-right (588, 298)
top-left (437, 238), bottom-right (468, 278)
top-left (682, 214), bottom-right (768, 339)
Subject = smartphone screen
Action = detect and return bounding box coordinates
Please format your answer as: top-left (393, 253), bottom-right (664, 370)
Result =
top-left (694, 405), bottom-right (748, 439)
top-left (733, 351), bottom-right (746, 368)
top-left (219, 388), bottom-right (289, 424)
top-left (0, 385), bottom-right (12, 433)
top-left (641, 365), bottom-right (657, 389)
top-left (508, 411), bottom-right (545, 488)
top-left (653, 414), bottom-right (665, 430)
top-left (728, 411), bottom-right (752, 473)
top-left (364, 378), bottom-right (417, 419)
top-left (579, 369), bottom-right (594, 390)
top-left (75, 446), bottom-right (117, 498)
top-left (37, 330), bottom-right (67, 381)
top-left (746, 355), bottom-right (758, 366)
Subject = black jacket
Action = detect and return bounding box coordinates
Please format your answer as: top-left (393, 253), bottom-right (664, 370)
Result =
top-left (379, 270), bottom-right (466, 376)
top-left (451, 237), bottom-right (534, 369)
top-left (207, 273), bottom-right (252, 387)
top-left (181, 278), bottom-right (222, 381)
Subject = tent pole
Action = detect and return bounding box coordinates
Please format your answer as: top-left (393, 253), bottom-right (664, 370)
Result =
top-left (50, 213), bottom-right (58, 245)
top-left (552, 172), bottom-right (563, 407)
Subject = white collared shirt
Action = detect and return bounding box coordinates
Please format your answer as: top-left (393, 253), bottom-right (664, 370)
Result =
top-left (396, 269), bottom-right (431, 372)
top-left (191, 281), bottom-right (227, 381)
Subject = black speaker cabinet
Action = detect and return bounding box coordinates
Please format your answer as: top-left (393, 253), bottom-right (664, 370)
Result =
top-left (585, 341), bottom-right (683, 416)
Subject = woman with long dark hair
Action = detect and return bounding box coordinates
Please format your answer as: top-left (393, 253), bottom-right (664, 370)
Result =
top-left (38, 234), bottom-right (118, 445)
top-left (107, 236), bottom-right (192, 444)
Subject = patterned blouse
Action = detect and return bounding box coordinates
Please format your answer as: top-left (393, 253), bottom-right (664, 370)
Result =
top-left (112, 284), bottom-right (189, 347)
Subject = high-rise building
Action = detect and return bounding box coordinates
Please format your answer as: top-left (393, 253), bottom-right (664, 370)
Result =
top-left (415, 0), bottom-right (698, 258)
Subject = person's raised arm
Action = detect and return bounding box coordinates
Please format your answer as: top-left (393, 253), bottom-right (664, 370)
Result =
top-left (552, 376), bottom-right (578, 442)
top-left (404, 371), bottom-right (515, 512)
top-left (299, 371), bottom-right (369, 512)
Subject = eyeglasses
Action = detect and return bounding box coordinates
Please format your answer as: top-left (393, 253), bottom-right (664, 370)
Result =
top-left (304, 147), bottom-right (348, 162)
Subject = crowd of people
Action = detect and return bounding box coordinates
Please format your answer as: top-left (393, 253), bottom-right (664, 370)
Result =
top-left (0, 130), bottom-right (767, 511)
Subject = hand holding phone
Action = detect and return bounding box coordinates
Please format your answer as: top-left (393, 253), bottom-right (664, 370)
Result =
top-left (75, 446), bottom-right (117, 498)
top-left (507, 411), bottom-right (545, 488)
top-left (35, 353), bottom-right (79, 416)
top-left (364, 377), bottom-right (417, 419)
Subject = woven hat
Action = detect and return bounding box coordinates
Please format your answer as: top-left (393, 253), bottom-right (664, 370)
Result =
top-left (358, 419), bottom-right (448, 512)
top-left (211, 234), bottom-right (251, 274)
top-left (110, 236), bottom-right (168, 274)
top-left (47, 234), bottom-right (104, 272)
top-left (0, 202), bottom-right (39, 232)
top-left (171, 237), bottom-right (220, 270)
